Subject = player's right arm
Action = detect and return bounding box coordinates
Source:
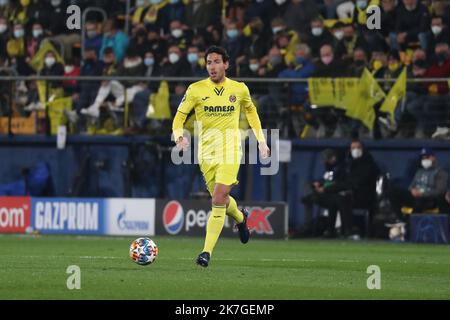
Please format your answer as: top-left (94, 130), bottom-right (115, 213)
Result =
top-left (172, 85), bottom-right (197, 150)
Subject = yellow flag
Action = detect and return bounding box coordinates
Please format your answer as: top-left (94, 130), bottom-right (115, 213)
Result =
top-left (147, 81), bottom-right (172, 120)
top-left (380, 67), bottom-right (407, 123)
top-left (346, 68), bottom-right (385, 130)
top-left (30, 41), bottom-right (64, 72)
top-left (334, 78), bottom-right (359, 111)
top-left (308, 78), bottom-right (335, 106)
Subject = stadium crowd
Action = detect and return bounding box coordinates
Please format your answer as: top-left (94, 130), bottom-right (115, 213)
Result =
top-left (0, 0), bottom-right (449, 138)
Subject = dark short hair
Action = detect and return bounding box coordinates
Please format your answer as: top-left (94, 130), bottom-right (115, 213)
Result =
top-left (205, 46), bottom-right (229, 63)
top-left (103, 47), bottom-right (114, 55)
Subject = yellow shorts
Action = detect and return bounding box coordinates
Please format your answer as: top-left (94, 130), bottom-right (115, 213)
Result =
top-left (199, 160), bottom-right (240, 195)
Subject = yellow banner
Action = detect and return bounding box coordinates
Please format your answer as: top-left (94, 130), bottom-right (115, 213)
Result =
top-left (0, 117), bottom-right (36, 134)
top-left (147, 81), bottom-right (172, 120)
top-left (380, 67), bottom-right (407, 123)
top-left (47, 97), bottom-right (72, 135)
top-left (346, 69), bottom-right (385, 130)
top-left (334, 78), bottom-right (359, 111)
top-left (308, 78), bottom-right (335, 106)
top-left (30, 41), bottom-right (64, 72)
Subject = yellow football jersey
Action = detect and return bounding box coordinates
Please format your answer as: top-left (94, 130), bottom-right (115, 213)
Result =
top-left (173, 77), bottom-right (265, 163)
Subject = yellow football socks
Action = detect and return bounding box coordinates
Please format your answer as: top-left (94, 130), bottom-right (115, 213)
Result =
top-left (203, 205), bottom-right (226, 255)
top-left (226, 196), bottom-right (244, 224)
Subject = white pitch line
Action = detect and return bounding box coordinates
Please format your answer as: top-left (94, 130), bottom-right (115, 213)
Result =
top-left (9, 255), bottom-right (450, 265)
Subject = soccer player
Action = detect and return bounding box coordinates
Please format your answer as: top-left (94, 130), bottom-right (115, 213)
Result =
top-left (172, 46), bottom-right (270, 267)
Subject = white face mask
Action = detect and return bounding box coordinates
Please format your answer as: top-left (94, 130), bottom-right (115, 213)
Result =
top-left (311, 27), bottom-right (323, 37)
top-left (272, 26), bottom-right (283, 34)
top-left (0, 24), bottom-right (7, 34)
top-left (421, 159), bottom-right (433, 169)
top-left (14, 29), bottom-right (24, 38)
top-left (431, 26), bottom-right (442, 35)
top-left (32, 29), bottom-right (43, 38)
top-left (45, 57), bottom-right (56, 67)
top-left (249, 63), bottom-right (259, 72)
top-left (144, 57), bottom-right (154, 66)
top-left (169, 53), bottom-right (179, 64)
top-left (334, 30), bottom-right (344, 40)
top-left (51, 0), bottom-right (61, 7)
top-left (171, 29), bottom-right (183, 38)
top-left (65, 65), bottom-right (74, 73)
top-left (356, 0), bottom-right (368, 9)
top-left (275, 0), bottom-right (286, 5)
top-left (351, 148), bottom-right (363, 159)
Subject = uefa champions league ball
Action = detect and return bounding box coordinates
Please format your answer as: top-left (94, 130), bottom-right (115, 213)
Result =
top-left (129, 237), bottom-right (158, 265)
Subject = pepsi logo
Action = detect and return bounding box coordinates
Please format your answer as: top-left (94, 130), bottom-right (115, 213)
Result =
top-left (163, 201), bottom-right (184, 235)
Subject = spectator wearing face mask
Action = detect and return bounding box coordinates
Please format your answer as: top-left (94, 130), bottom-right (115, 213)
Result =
top-left (221, 20), bottom-right (247, 77)
top-left (307, 17), bottom-right (334, 58)
top-left (389, 148), bottom-right (448, 220)
top-left (7, 23), bottom-right (25, 59)
top-left (62, 58), bottom-right (80, 96)
top-left (311, 44), bottom-right (350, 137)
top-left (84, 21), bottom-right (103, 57)
top-left (38, 50), bottom-right (64, 97)
top-left (279, 44), bottom-right (315, 106)
top-left (186, 45), bottom-right (207, 77)
top-left (270, 17), bottom-right (300, 66)
top-left (132, 50), bottom-right (163, 131)
top-left (158, 0), bottom-right (186, 34)
top-left (166, 20), bottom-right (192, 51)
top-left (426, 16), bottom-right (450, 57)
top-left (26, 22), bottom-right (45, 59)
top-left (160, 45), bottom-right (192, 114)
top-left (329, 21), bottom-right (347, 59)
top-left (257, 46), bottom-right (287, 129)
top-left (345, 140), bottom-right (379, 232)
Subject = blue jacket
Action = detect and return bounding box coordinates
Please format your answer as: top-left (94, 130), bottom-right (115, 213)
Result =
top-left (100, 31), bottom-right (129, 63)
top-left (278, 58), bottom-right (315, 105)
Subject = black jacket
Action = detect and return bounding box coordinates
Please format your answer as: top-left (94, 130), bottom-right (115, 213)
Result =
top-left (346, 151), bottom-right (380, 208)
top-left (395, 3), bottom-right (430, 42)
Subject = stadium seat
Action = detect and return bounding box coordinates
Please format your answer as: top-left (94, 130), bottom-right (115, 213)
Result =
top-left (401, 206), bottom-right (440, 215)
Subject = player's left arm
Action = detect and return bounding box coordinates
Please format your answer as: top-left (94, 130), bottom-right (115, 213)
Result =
top-left (241, 84), bottom-right (270, 159)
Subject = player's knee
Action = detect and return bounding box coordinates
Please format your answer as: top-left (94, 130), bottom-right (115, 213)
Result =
top-left (212, 191), bottom-right (229, 207)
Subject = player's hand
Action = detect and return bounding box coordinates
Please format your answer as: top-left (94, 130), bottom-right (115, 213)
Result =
top-left (258, 142), bottom-right (270, 159)
top-left (175, 136), bottom-right (189, 152)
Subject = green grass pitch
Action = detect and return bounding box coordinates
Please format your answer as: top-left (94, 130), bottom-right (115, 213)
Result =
top-left (1, 234), bottom-right (450, 299)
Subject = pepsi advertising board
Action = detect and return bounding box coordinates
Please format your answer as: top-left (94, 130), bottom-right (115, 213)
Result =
top-left (155, 200), bottom-right (288, 239)
top-left (31, 198), bottom-right (105, 235)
